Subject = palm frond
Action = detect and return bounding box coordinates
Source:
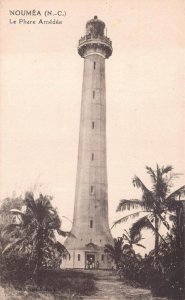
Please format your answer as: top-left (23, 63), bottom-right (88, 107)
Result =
top-left (57, 229), bottom-right (74, 238)
top-left (104, 244), bottom-right (114, 253)
top-left (111, 211), bottom-right (142, 229)
top-left (132, 232), bottom-right (143, 244)
top-left (10, 209), bottom-right (25, 215)
top-left (122, 244), bottom-right (131, 251)
top-left (124, 229), bottom-right (130, 237)
top-left (145, 166), bottom-right (156, 183)
top-left (122, 233), bottom-right (130, 242)
top-left (104, 238), bottom-right (124, 263)
top-left (146, 216), bottom-right (171, 247)
top-left (161, 165), bottom-right (173, 175)
top-left (130, 215), bottom-right (154, 240)
top-left (135, 243), bottom-right (146, 249)
top-left (132, 176), bottom-right (150, 192)
top-left (156, 213), bottom-right (170, 230)
top-left (55, 241), bottom-right (68, 254)
top-left (132, 176), bottom-right (154, 209)
top-left (2, 238), bottom-right (24, 254)
top-left (166, 185), bottom-right (185, 201)
top-left (116, 199), bottom-right (144, 212)
top-left (25, 192), bottom-right (37, 216)
top-left (61, 216), bottom-right (73, 224)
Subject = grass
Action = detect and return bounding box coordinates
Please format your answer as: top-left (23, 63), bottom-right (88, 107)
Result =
top-left (1, 270), bottom-right (96, 299)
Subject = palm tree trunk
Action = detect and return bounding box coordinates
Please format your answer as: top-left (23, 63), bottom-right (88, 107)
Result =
top-left (154, 216), bottom-right (159, 268)
top-left (33, 228), bottom-right (43, 276)
top-left (33, 243), bottom-right (42, 276)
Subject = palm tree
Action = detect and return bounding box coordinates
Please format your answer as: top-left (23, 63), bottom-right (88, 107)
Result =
top-left (104, 237), bottom-right (124, 268)
top-left (2, 192), bottom-right (69, 273)
top-left (122, 230), bottom-right (145, 256)
top-left (113, 165), bottom-right (185, 266)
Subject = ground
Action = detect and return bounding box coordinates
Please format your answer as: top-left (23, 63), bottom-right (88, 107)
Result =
top-left (83, 270), bottom-right (153, 300)
top-left (0, 270), bottom-right (168, 300)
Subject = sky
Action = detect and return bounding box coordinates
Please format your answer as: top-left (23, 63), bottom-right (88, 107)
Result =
top-left (1, 0), bottom-right (185, 251)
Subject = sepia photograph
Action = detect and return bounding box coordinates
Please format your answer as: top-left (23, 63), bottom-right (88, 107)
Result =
top-left (0, 0), bottom-right (185, 299)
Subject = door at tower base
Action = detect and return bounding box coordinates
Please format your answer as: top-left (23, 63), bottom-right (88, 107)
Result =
top-left (62, 248), bottom-right (113, 269)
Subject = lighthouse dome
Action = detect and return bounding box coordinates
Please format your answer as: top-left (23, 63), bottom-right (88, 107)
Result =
top-left (86, 16), bottom-right (105, 37)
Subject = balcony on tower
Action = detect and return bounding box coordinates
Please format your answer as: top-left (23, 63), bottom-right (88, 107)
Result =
top-left (78, 16), bottom-right (113, 59)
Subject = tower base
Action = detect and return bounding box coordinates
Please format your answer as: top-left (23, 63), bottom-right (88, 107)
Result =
top-left (62, 230), bottom-right (114, 269)
top-left (62, 249), bottom-right (113, 269)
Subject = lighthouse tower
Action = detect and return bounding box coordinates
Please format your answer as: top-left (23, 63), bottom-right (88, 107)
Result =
top-left (63, 16), bottom-right (113, 269)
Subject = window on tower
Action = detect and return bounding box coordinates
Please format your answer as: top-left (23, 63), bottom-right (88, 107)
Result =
top-left (92, 121), bottom-right (95, 129)
top-left (94, 61), bottom-right (96, 69)
top-left (93, 91), bottom-right (95, 98)
top-left (90, 220), bottom-right (93, 228)
top-left (91, 153), bottom-right (94, 161)
top-left (90, 186), bottom-right (94, 194)
top-left (78, 254), bottom-right (80, 261)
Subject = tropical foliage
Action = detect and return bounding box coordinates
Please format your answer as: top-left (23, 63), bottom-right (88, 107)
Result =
top-left (122, 229), bottom-right (145, 254)
top-left (0, 193), bottom-right (96, 298)
top-left (104, 237), bottom-right (124, 268)
top-left (104, 230), bottom-right (144, 271)
top-left (0, 192), bottom-right (69, 282)
top-left (113, 165), bottom-right (185, 264)
top-left (112, 165), bottom-right (185, 299)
